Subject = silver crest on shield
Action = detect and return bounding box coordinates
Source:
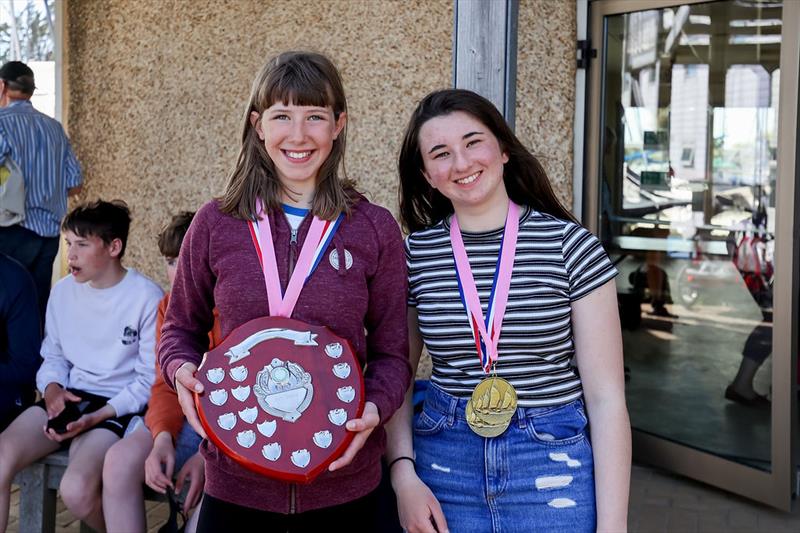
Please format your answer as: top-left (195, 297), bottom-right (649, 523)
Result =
top-left (229, 365), bottom-right (248, 382)
top-left (236, 430), bottom-right (256, 448)
top-left (332, 362), bottom-right (351, 379)
top-left (291, 449), bottom-right (311, 468)
top-left (209, 389), bottom-right (228, 406)
top-left (217, 412), bottom-right (236, 431)
top-left (257, 419), bottom-right (277, 437)
top-left (206, 368), bottom-right (224, 384)
top-left (253, 358), bottom-right (314, 422)
top-left (336, 386), bottom-right (355, 403)
top-left (313, 430), bottom-right (333, 449)
top-left (262, 442), bottom-right (281, 461)
top-left (324, 342), bottom-right (343, 359)
top-left (328, 408), bottom-right (347, 426)
top-left (232, 385), bottom-right (251, 402)
top-left (238, 406), bottom-right (258, 424)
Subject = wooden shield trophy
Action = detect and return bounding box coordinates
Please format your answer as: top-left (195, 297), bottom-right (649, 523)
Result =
top-left (195, 316), bottom-right (364, 483)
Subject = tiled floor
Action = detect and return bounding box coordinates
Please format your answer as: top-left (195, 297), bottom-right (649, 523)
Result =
top-left (617, 257), bottom-right (774, 470)
top-left (628, 463), bottom-right (800, 533)
top-left (8, 462), bottom-right (800, 532)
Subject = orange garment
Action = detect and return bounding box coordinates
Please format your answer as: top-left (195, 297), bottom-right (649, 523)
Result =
top-left (144, 294), bottom-right (222, 440)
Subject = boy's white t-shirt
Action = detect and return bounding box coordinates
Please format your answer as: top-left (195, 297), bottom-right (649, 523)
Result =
top-left (36, 268), bottom-right (163, 417)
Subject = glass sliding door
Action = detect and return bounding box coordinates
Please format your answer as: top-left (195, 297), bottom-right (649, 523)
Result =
top-left (585, 0), bottom-right (798, 509)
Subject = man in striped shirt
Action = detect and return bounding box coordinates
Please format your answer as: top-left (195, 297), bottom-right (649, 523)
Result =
top-left (0, 61), bottom-right (82, 321)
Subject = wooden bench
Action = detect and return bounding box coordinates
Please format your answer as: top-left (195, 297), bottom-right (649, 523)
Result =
top-left (12, 450), bottom-right (166, 533)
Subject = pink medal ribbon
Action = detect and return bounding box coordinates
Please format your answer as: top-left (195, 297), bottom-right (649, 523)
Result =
top-left (450, 201), bottom-right (519, 374)
top-left (248, 199), bottom-right (342, 317)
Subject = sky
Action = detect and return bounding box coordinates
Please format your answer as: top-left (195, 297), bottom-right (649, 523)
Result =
top-left (0, 0), bottom-right (49, 25)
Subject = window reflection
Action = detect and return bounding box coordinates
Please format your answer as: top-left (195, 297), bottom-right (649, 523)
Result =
top-left (600, 0), bottom-right (781, 470)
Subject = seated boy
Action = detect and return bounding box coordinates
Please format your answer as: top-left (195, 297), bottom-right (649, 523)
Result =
top-left (103, 211), bottom-right (220, 533)
top-left (0, 200), bottom-right (163, 532)
top-left (0, 253), bottom-right (41, 431)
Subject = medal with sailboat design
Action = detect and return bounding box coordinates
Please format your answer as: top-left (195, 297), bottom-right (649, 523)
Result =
top-left (465, 375), bottom-right (517, 437)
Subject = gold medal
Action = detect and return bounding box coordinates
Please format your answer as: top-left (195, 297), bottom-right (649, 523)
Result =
top-left (465, 376), bottom-right (517, 437)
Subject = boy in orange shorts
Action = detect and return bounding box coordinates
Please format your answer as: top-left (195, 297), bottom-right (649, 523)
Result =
top-left (102, 212), bottom-right (220, 532)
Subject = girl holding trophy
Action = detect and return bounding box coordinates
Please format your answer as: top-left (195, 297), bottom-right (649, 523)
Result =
top-left (386, 89), bottom-right (631, 533)
top-left (159, 51), bottom-right (411, 531)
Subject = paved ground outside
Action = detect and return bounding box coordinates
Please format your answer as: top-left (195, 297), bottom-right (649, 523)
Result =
top-left (6, 487), bottom-right (169, 533)
top-left (628, 463), bottom-right (800, 532)
top-left (7, 462), bottom-right (800, 532)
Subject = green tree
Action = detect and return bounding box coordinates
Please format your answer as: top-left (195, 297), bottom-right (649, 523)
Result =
top-left (19, 1), bottom-right (53, 60)
top-left (0, 0), bottom-right (53, 63)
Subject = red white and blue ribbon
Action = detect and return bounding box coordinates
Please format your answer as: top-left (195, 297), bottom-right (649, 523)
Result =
top-left (248, 199), bottom-right (342, 318)
top-left (450, 201), bottom-right (519, 374)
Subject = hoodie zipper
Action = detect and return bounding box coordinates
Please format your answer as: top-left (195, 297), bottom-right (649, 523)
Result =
top-left (288, 227), bottom-right (298, 276)
top-left (283, 215), bottom-right (299, 515)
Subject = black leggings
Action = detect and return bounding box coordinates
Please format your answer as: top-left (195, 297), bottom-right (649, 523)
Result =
top-left (196, 489), bottom-right (379, 533)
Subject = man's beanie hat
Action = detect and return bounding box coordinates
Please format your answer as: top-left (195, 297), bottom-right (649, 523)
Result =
top-left (0, 61), bottom-right (35, 93)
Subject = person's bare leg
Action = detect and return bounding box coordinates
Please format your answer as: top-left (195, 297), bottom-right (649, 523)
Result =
top-left (60, 428), bottom-right (119, 532)
top-left (102, 424), bottom-right (152, 532)
top-left (727, 322), bottom-right (772, 403)
top-left (729, 358), bottom-right (763, 398)
top-left (0, 407), bottom-right (60, 531)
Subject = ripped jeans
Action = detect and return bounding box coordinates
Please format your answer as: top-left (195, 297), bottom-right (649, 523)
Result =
top-left (414, 385), bottom-right (596, 533)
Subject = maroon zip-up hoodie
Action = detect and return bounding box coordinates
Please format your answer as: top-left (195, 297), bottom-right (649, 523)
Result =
top-left (159, 197), bottom-right (411, 513)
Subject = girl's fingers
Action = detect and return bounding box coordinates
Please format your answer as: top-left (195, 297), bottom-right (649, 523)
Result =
top-left (329, 430), bottom-right (371, 471)
top-left (345, 415), bottom-right (377, 432)
top-left (178, 391), bottom-right (206, 439)
top-left (175, 364), bottom-right (208, 438)
top-left (429, 499), bottom-right (449, 533)
top-left (345, 401), bottom-right (380, 431)
top-left (174, 467), bottom-right (187, 495)
top-left (163, 453), bottom-right (176, 480)
top-left (152, 470), bottom-right (172, 492)
top-left (175, 365), bottom-right (203, 393)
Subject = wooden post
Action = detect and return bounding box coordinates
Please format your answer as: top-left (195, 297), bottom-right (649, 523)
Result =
top-left (453, 0), bottom-right (519, 128)
top-left (18, 463), bottom-right (57, 533)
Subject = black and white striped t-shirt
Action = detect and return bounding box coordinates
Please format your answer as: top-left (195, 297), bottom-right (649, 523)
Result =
top-left (407, 206), bottom-right (617, 407)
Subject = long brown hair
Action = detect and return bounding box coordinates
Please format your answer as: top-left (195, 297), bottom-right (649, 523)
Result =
top-left (398, 89), bottom-right (576, 234)
top-left (220, 51), bottom-right (356, 221)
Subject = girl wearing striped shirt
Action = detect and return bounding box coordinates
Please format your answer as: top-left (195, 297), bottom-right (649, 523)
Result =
top-left (386, 89), bottom-right (631, 533)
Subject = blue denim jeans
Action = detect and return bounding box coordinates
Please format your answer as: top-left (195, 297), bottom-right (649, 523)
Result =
top-left (174, 420), bottom-right (202, 471)
top-left (414, 385), bottom-right (596, 533)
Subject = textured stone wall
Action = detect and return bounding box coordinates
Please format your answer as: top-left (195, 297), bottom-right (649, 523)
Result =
top-left (66, 0), bottom-right (453, 287)
top-left (516, 0), bottom-right (577, 209)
